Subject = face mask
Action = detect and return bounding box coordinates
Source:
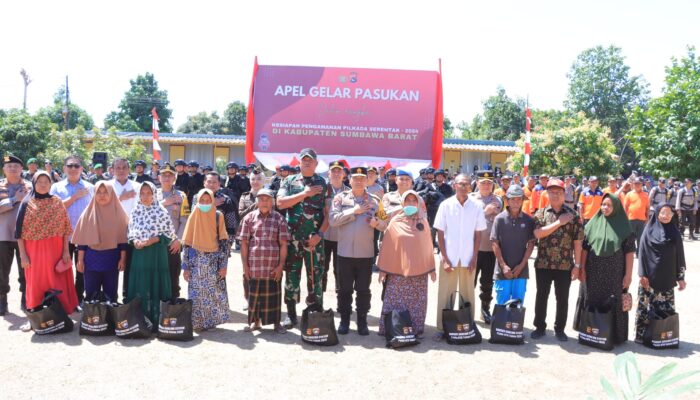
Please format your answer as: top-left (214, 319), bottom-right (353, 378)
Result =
top-left (198, 204), bottom-right (212, 213)
top-left (403, 205), bottom-right (418, 216)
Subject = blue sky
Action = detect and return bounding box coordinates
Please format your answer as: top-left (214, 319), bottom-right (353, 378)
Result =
top-left (1, 0), bottom-right (697, 130)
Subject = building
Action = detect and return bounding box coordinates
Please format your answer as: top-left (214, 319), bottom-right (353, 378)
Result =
top-left (85, 132), bottom-right (519, 173)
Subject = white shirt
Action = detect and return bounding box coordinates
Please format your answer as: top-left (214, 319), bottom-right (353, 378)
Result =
top-left (433, 195), bottom-right (487, 267)
top-left (112, 178), bottom-right (141, 217)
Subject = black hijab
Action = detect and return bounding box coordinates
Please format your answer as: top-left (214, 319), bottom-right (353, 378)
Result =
top-left (638, 204), bottom-right (685, 292)
top-left (15, 172), bottom-right (53, 239)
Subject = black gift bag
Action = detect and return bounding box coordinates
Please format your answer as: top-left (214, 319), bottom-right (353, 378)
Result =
top-left (442, 293), bottom-right (481, 345)
top-left (79, 295), bottom-right (114, 336)
top-left (158, 298), bottom-right (193, 341)
top-left (490, 299), bottom-right (526, 344)
top-left (25, 290), bottom-right (74, 335)
top-left (109, 297), bottom-right (153, 339)
top-left (301, 303), bottom-right (339, 346)
top-left (572, 283), bottom-right (586, 332)
top-left (643, 310), bottom-right (680, 349)
top-left (384, 310), bottom-right (419, 349)
top-left (577, 304), bottom-right (614, 351)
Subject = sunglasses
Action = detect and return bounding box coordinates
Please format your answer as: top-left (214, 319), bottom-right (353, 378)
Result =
top-left (65, 163), bottom-right (82, 169)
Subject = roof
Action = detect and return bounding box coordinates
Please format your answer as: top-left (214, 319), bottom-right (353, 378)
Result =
top-left (86, 132), bottom-right (518, 153)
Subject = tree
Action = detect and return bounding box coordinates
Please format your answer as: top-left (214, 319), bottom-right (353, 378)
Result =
top-left (104, 73), bottom-right (173, 132)
top-left (481, 87), bottom-right (527, 141)
top-left (443, 116), bottom-right (454, 137)
top-left (629, 47), bottom-right (700, 178)
top-left (35, 86), bottom-right (95, 130)
top-left (509, 111), bottom-right (619, 177)
top-left (565, 45), bottom-right (649, 166)
top-left (0, 109), bottom-right (52, 166)
top-left (222, 101), bottom-right (246, 135)
top-left (177, 111), bottom-right (225, 134)
top-left (41, 126), bottom-right (90, 167)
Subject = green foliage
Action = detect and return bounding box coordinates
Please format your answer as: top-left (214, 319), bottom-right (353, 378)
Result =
top-left (443, 116), bottom-right (454, 137)
top-left (41, 126), bottom-right (90, 167)
top-left (481, 87), bottom-right (527, 141)
top-left (177, 111), bottom-right (226, 134)
top-left (93, 128), bottom-right (153, 165)
top-left (35, 86), bottom-right (95, 130)
top-left (215, 156), bottom-right (228, 175)
top-left (509, 111), bottom-right (619, 177)
top-left (223, 100), bottom-right (247, 135)
top-left (0, 108), bottom-right (52, 165)
top-left (590, 351), bottom-right (700, 399)
top-left (104, 73), bottom-right (173, 132)
top-left (629, 47), bottom-right (700, 178)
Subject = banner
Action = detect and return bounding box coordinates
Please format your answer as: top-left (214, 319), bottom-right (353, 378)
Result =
top-left (246, 62), bottom-right (443, 173)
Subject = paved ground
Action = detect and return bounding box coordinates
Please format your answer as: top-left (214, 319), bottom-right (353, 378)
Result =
top-left (1, 239), bottom-right (699, 399)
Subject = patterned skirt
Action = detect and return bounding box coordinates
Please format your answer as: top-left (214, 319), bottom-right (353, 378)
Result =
top-left (187, 249), bottom-right (230, 330)
top-left (635, 286), bottom-right (676, 341)
top-left (248, 279), bottom-right (282, 326)
top-left (379, 274), bottom-right (428, 335)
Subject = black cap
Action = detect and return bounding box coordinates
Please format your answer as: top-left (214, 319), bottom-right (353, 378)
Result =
top-left (425, 167), bottom-right (435, 174)
top-left (350, 167), bottom-right (368, 177)
top-left (160, 164), bottom-right (176, 175)
top-left (280, 164), bottom-right (292, 172)
top-left (188, 160), bottom-right (199, 168)
top-left (248, 163), bottom-right (257, 169)
top-left (386, 168), bottom-right (397, 176)
top-left (152, 160), bottom-right (160, 165)
top-left (174, 159), bottom-right (187, 167)
top-left (226, 162), bottom-right (239, 170)
top-left (476, 170), bottom-right (495, 181)
top-left (329, 160), bottom-right (344, 170)
top-left (3, 154), bottom-right (23, 166)
top-left (134, 160), bottom-right (147, 168)
top-left (239, 165), bottom-right (248, 172)
top-left (658, 177), bottom-right (667, 184)
top-left (435, 169), bottom-right (447, 177)
top-left (501, 174), bottom-right (513, 180)
top-left (419, 168), bottom-right (427, 175)
top-left (299, 148), bottom-right (317, 160)
top-left (203, 165), bottom-right (213, 171)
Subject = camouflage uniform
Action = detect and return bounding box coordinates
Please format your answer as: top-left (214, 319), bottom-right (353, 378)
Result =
top-left (278, 173), bottom-right (329, 305)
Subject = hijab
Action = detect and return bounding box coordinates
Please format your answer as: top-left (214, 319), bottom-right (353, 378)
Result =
top-left (584, 193), bottom-right (633, 257)
top-left (638, 204), bottom-right (685, 291)
top-left (377, 190), bottom-right (435, 277)
top-left (127, 181), bottom-right (177, 242)
top-left (72, 181), bottom-right (129, 251)
top-left (182, 189), bottom-right (228, 252)
top-left (15, 172), bottom-right (70, 239)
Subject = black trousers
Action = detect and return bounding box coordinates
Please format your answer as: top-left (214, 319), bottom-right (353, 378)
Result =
top-left (121, 245), bottom-right (134, 301)
top-left (336, 256), bottom-right (372, 317)
top-left (533, 268), bottom-right (571, 333)
top-left (695, 211), bottom-right (700, 233)
top-left (68, 243), bottom-right (84, 303)
top-left (323, 240), bottom-right (339, 293)
top-left (474, 251), bottom-right (496, 309)
top-left (679, 210), bottom-right (695, 235)
top-left (0, 241), bottom-right (25, 301)
top-left (168, 251), bottom-right (182, 298)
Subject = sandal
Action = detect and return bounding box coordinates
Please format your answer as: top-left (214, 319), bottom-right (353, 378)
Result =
top-left (243, 324), bottom-right (261, 333)
top-left (20, 322), bottom-right (32, 332)
top-left (274, 325), bottom-right (287, 334)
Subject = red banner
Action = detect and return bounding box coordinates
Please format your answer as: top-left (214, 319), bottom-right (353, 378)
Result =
top-left (246, 62), bottom-right (443, 172)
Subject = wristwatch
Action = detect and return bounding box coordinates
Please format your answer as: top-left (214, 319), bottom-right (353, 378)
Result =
top-left (574, 263), bottom-right (581, 269)
top-left (316, 231), bottom-right (324, 239)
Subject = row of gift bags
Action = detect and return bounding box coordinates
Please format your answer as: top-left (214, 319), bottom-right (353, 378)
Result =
top-left (442, 294), bottom-right (527, 345)
top-left (25, 290), bottom-right (194, 341)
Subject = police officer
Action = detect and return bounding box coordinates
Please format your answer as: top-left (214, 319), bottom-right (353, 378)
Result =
top-left (89, 163), bottom-right (108, 185)
top-left (323, 161), bottom-right (350, 293)
top-left (329, 167), bottom-right (386, 335)
top-left (156, 164), bottom-right (189, 297)
top-left (238, 164), bottom-right (252, 195)
top-left (174, 159), bottom-right (190, 198)
top-left (276, 148), bottom-right (329, 328)
top-left (131, 160), bottom-right (154, 184)
top-left (433, 169), bottom-right (454, 199)
top-left (382, 169), bottom-right (427, 219)
top-left (676, 178), bottom-right (698, 239)
top-left (224, 162), bottom-right (246, 202)
top-left (22, 158), bottom-right (40, 181)
top-left (366, 166), bottom-right (384, 198)
top-left (382, 168), bottom-right (398, 193)
top-left (269, 164), bottom-right (292, 195)
top-left (648, 177), bottom-right (669, 216)
top-left (187, 160), bottom-right (205, 205)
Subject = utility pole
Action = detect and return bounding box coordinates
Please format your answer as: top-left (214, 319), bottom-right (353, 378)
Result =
top-left (20, 69), bottom-right (31, 111)
top-left (62, 76), bottom-right (70, 130)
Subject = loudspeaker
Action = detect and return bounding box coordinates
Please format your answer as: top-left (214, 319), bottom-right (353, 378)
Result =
top-left (92, 152), bottom-right (108, 168)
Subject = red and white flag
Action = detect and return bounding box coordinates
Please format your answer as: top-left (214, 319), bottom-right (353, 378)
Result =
top-left (151, 107), bottom-right (161, 161)
top-left (523, 107), bottom-right (531, 177)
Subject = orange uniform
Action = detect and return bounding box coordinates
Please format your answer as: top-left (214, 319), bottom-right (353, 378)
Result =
top-left (578, 187), bottom-right (604, 220)
top-left (623, 190), bottom-right (650, 221)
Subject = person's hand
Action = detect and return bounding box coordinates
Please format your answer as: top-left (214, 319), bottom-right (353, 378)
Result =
top-left (218, 267), bottom-right (227, 280)
top-left (579, 267), bottom-right (586, 283)
top-left (62, 251), bottom-right (71, 266)
top-left (117, 258), bottom-right (126, 272)
top-left (73, 188), bottom-right (90, 200)
top-left (559, 213), bottom-right (574, 226)
top-left (623, 273), bottom-right (632, 290)
top-left (120, 190), bottom-right (136, 202)
top-left (429, 271), bottom-right (437, 282)
top-left (467, 257), bottom-right (477, 271)
top-left (183, 270), bottom-right (190, 282)
top-left (162, 196), bottom-right (177, 206)
top-left (14, 188), bottom-right (28, 202)
top-left (571, 267), bottom-right (580, 281)
top-left (678, 280), bottom-right (686, 291)
top-left (378, 271), bottom-right (387, 283)
top-left (369, 217), bottom-right (379, 228)
top-left (133, 240), bottom-right (144, 250)
top-left (215, 197), bottom-right (225, 207)
top-left (272, 264), bottom-right (284, 281)
top-left (169, 239), bottom-right (181, 254)
top-left (441, 256), bottom-right (454, 272)
top-left (485, 203), bottom-right (500, 215)
top-left (501, 264), bottom-right (512, 279)
top-left (77, 261), bottom-right (85, 273)
top-left (513, 264), bottom-right (525, 278)
top-left (306, 233), bottom-right (322, 248)
top-left (640, 276), bottom-right (649, 289)
top-left (303, 185), bottom-right (324, 198)
top-left (353, 203), bottom-right (366, 215)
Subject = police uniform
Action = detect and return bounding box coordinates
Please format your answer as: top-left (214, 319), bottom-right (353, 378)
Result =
top-left (329, 167), bottom-right (387, 334)
top-left (187, 160), bottom-right (205, 205)
top-left (382, 169), bottom-right (398, 193)
top-left (277, 149), bottom-right (329, 325)
top-left (174, 159), bottom-right (191, 200)
top-left (676, 182), bottom-right (698, 238)
top-left (648, 182), bottom-right (668, 214)
top-left (322, 161), bottom-right (350, 293)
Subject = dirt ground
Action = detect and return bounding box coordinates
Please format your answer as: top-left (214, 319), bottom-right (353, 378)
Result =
top-left (1, 239), bottom-right (698, 400)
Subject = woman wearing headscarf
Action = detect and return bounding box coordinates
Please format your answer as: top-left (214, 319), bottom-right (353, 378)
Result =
top-left (377, 190), bottom-right (436, 336)
top-left (127, 181), bottom-right (180, 325)
top-left (182, 189), bottom-right (230, 331)
top-left (579, 193), bottom-right (635, 344)
top-left (16, 172), bottom-right (78, 321)
top-left (72, 181), bottom-right (129, 302)
top-left (635, 204), bottom-right (687, 343)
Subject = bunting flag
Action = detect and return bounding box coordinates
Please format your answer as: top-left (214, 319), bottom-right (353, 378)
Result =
top-left (151, 107), bottom-right (161, 161)
top-left (523, 107), bottom-right (531, 177)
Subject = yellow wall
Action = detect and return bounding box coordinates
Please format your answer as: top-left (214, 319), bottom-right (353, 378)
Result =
top-left (170, 145), bottom-right (185, 163)
top-left (490, 153), bottom-right (508, 170)
top-left (214, 146), bottom-right (229, 165)
top-left (443, 150), bottom-right (461, 172)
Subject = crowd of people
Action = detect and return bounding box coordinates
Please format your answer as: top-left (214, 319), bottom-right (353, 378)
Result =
top-left (0, 149), bottom-right (691, 345)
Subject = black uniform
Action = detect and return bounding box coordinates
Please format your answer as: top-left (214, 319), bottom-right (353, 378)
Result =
top-left (188, 172), bottom-right (205, 205)
top-left (175, 172), bottom-right (190, 198)
top-left (131, 173), bottom-right (154, 184)
top-left (383, 180), bottom-right (397, 193)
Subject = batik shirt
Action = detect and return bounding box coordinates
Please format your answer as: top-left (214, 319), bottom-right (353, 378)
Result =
top-left (533, 205), bottom-right (584, 271)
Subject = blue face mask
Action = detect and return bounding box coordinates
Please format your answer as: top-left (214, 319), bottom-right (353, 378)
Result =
top-left (198, 204), bottom-right (212, 213)
top-left (403, 205), bottom-right (418, 216)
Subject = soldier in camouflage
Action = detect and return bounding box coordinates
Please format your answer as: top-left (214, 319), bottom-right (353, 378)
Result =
top-left (276, 148), bottom-right (329, 328)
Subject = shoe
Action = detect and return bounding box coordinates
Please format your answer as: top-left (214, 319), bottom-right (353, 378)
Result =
top-left (74, 305), bottom-right (83, 313)
top-left (432, 332), bottom-right (445, 342)
top-left (283, 302), bottom-right (297, 329)
top-left (555, 331), bottom-right (568, 342)
top-left (481, 308), bottom-right (492, 325)
top-left (20, 322), bottom-right (32, 332)
top-left (0, 295), bottom-right (7, 316)
top-left (338, 314), bottom-right (350, 335)
top-left (530, 329), bottom-right (546, 339)
top-left (357, 315), bottom-right (369, 336)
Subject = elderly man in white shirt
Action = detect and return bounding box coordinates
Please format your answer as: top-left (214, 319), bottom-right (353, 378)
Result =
top-left (433, 173), bottom-right (487, 341)
top-left (111, 158), bottom-right (140, 300)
